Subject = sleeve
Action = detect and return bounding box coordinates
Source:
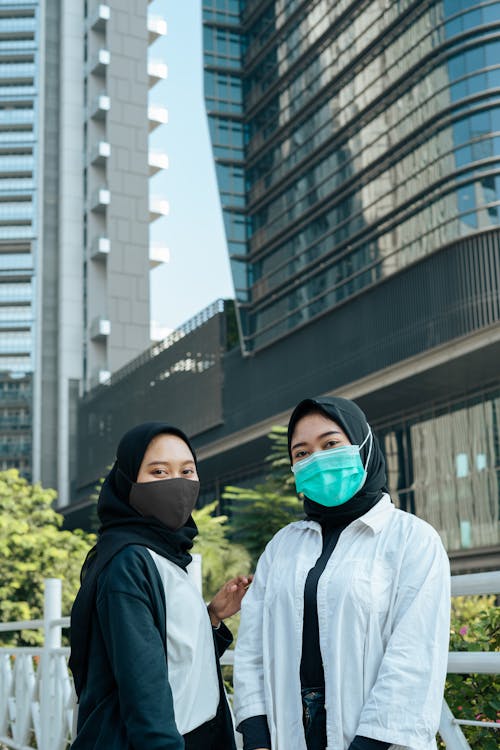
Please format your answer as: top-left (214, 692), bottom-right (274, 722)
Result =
top-left (348, 736), bottom-right (391, 750)
top-left (356, 524), bottom-right (451, 749)
top-left (96, 550), bottom-right (184, 750)
top-left (233, 534), bottom-right (276, 728)
top-left (238, 715), bottom-right (271, 750)
top-left (212, 620), bottom-right (233, 657)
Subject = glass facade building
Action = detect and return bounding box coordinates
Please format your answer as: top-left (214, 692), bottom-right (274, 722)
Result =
top-left (204, 0), bottom-right (500, 351)
top-left (199, 0), bottom-right (500, 566)
top-left (0, 1), bottom-right (39, 478)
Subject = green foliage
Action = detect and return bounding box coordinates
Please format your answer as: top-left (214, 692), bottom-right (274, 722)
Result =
top-left (192, 500), bottom-right (251, 649)
top-left (192, 500), bottom-right (250, 600)
top-left (223, 426), bottom-right (302, 566)
top-left (0, 469), bottom-right (95, 646)
top-left (439, 595), bottom-right (500, 750)
top-left (264, 425), bottom-right (296, 491)
top-left (223, 485), bottom-right (302, 566)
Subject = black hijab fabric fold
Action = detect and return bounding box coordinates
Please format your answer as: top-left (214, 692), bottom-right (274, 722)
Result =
top-left (287, 396), bottom-right (388, 525)
top-left (69, 422), bottom-right (198, 698)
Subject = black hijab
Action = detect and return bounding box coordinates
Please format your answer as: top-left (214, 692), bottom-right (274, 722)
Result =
top-left (69, 422), bottom-right (198, 698)
top-left (287, 396), bottom-right (388, 526)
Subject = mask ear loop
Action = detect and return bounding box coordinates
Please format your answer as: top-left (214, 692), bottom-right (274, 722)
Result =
top-left (360, 427), bottom-right (373, 471)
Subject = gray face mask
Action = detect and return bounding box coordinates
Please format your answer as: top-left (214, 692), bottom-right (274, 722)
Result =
top-left (129, 477), bottom-right (200, 530)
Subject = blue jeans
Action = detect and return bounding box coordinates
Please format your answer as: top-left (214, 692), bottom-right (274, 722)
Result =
top-left (301, 687), bottom-right (327, 750)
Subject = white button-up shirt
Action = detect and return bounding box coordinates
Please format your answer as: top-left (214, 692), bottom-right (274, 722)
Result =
top-left (234, 495), bottom-right (450, 750)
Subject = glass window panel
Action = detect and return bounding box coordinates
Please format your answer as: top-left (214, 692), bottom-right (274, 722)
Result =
top-left (469, 71), bottom-right (487, 94)
top-left (453, 143), bottom-right (470, 170)
top-left (476, 453), bottom-right (487, 471)
top-left (461, 210), bottom-right (477, 227)
top-left (470, 110), bottom-right (489, 135)
top-left (465, 45), bottom-right (485, 72)
top-left (448, 54), bottom-right (466, 81)
top-left (0, 253), bottom-right (32, 270)
top-left (444, 17), bottom-right (462, 37)
top-left (487, 67), bottom-right (500, 88)
top-left (462, 8), bottom-right (482, 29)
top-left (456, 453), bottom-right (469, 477)
top-left (484, 4), bottom-right (500, 24)
top-left (471, 138), bottom-right (493, 160)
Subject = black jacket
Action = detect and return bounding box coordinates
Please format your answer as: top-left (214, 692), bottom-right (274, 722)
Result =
top-left (71, 545), bottom-right (235, 750)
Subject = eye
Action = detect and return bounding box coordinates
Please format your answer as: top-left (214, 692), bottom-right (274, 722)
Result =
top-left (152, 467), bottom-right (167, 476)
top-left (294, 449), bottom-right (308, 460)
top-left (182, 467), bottom-right (195, 476)
top-left (324, 439), bottom-right (340, 449)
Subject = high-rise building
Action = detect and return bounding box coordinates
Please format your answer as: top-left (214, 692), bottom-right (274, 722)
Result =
top-left (199, 0), bottom-right (500, 568)
top-left (204, 0), bottom-right (500, 352)
top-left (0, 0), bottom-right (168, 504)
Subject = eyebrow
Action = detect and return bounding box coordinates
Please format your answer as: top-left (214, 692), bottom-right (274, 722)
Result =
top-left (291, 430), bottom-right (343, 451)
top-left (146, 459), bottom-right (195, 467)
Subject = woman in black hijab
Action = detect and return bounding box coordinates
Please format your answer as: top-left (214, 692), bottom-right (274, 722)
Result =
top-left (234, 396), bottom-right (450, 750)
top-left (70, 421), bottom-right (250, 750)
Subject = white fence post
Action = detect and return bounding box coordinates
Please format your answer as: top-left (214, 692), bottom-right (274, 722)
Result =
top-left (439, 700), bottom-right (472, 750)
top-left (40, 578), bottom-right (62, 750)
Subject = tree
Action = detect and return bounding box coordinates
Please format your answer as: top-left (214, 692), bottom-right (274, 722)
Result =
top-left (223, 426), bottom-right (302, 566)
top-left (0, 469), bottom-right (95, 646)
top-left (192, 500), bottom-right (250, 600)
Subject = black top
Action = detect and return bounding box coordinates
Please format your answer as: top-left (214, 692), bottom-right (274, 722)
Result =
top-left (300, 523), bottom-right (346, 687)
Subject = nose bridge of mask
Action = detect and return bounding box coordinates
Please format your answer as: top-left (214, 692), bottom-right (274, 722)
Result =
top-left (291, 444), bottom-right (360, 478)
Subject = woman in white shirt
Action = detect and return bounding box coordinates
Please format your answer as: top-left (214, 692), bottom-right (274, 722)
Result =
top-left (234, 396), bottom-right (450, 750)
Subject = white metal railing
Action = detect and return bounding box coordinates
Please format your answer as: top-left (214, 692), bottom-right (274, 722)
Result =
top-left (438, 570), bottom-right (500, 749)
top-left (0, 572), bottom-right (498, 750)
top-left (0, 579), bottom-right (73, 750)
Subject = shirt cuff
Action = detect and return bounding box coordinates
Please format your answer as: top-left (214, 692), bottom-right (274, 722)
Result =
top-left (237, 715), bottom-right (271, 750)
top-left (348, 735), bottom-right (391, 750)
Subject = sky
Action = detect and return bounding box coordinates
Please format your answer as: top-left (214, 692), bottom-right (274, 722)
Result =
top-left (148, 1), bottom-right (234, 333)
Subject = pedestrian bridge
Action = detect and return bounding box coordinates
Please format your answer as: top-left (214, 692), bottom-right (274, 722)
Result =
top-left (0, 572), bottom-right (498, 750)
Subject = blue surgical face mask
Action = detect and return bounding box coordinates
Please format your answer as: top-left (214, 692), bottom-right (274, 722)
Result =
top-left (291, 428), bottom-right (372, 507)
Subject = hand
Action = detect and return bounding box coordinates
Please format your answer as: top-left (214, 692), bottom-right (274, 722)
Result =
top-left (207, 575), bottom-right (253, 625)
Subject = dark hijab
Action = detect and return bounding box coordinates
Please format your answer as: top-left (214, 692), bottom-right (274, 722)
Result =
top-left (287, 396), bottom-right (388, 526)
top-left (69, 422), bottom-right (198, 698)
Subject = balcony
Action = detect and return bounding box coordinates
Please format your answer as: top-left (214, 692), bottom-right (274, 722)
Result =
top-left (90, 140), bottom-right (111, 166)
top-left (90, 48), bottom-right (110, 76)
top-left (90, 317), bottom-right (110, 341)
top-left (89, 93), bottom-right (110, 121)
top-left (90, 4), bottom-right (110, 32)
top-left (148, 104), bottom-right (168, 131)
top-left (90, 236), bottom-right (110, 261)
top-left (90, 187), bottom-right (110, 213)
top-left (149, 243), bottom-right (169, 268)
top-left (96, 369), bottom-right (111, 386)
top-left (148, 150), bottom-right (168, 175)
top-left (149, 197), bottom-right (169, 221)
top-left (148, 15), bottom-right (167, 44)
top-left (148, 60), bottom-right (167, 88)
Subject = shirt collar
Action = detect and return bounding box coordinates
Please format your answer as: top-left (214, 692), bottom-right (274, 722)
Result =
top-left (297, 494), bottom-right (394, 534)
top-left (353, 493), bottom-right (394, 533)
